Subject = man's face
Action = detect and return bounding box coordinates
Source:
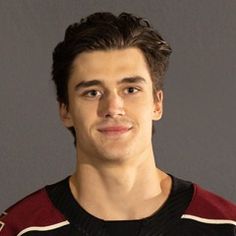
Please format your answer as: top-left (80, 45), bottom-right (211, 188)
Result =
top-left (60, 48), bottom-right (163, 164)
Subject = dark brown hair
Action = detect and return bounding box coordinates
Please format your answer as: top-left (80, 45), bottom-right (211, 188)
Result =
top-left (51, 12), bottom-right (172, 144)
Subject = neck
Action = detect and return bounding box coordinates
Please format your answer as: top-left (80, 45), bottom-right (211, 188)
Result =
top-left (70, 149), bottom-right (172, 220)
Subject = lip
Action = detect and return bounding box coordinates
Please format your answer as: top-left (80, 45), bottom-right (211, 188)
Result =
top-left (97, 126), bottom-right (132, 136)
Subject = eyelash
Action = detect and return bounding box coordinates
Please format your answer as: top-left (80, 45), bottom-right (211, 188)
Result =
top-left (81, 87), bottom-right (141, 99)
top-left (82, 90), bottom-right (103, 98)
top-left (124, 87), bottom-right (140, 94)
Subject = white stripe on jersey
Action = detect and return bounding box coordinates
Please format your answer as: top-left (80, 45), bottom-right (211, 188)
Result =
top-left (181, 214), bottom-right (236, 226)
top-left (17, 220), bottom-right (70, 236)
top-left (0, 221), bottom-right (5, 231)
top-left (0, 212), bottom-right (7, 231)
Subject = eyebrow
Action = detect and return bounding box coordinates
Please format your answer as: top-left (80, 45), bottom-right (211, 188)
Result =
top-left (74, 76), bottom-right (146, 91)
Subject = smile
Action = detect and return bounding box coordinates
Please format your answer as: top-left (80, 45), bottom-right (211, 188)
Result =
top-left (97, 126), bottom-right (132, 137)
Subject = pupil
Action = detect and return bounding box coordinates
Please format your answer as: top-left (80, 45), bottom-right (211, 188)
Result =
top-left (91, 90), bottom-right (97, 96)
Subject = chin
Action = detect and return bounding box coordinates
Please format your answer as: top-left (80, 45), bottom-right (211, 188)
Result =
top-left (98, 149), bottom-right (132, 163)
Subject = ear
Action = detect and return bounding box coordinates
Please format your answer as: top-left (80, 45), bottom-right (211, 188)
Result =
top-left (59, 103), bottom-right (74, 128)
top-left (152, 90), bottom-right (163, 121)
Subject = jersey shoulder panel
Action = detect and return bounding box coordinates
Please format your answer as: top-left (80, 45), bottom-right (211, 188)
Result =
top-left (183, 184), bottom-right (236, 222)
top-left (0, 187), bottom-right (67, 235)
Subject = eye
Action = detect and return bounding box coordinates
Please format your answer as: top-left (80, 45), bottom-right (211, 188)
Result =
top-left (82, 89), bottom-right (102, 99)
top-left (124, 87), bottom-right (140, 94)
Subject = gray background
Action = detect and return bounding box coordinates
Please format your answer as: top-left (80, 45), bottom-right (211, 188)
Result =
top-left (0, 0), bottom-right (235, 212)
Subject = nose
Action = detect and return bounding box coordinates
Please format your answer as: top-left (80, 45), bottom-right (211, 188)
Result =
top-left (98, 93), bottom-right (125, 118)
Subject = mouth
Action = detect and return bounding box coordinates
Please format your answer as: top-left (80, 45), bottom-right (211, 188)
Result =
top-left (97, 126), bottom-right (132, 137)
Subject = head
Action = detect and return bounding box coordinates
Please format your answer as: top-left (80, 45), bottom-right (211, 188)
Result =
top-left (52, 12), bottom-right (172, 146)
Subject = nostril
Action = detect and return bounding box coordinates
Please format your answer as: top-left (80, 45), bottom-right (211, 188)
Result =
top-left (98, 95), bottom-right (125, 118)
top-left (104, 110), bottom-right (125, 118)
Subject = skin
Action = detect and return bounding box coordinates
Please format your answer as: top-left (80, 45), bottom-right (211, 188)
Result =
top-left (60, 47), bottom-right (172, 220)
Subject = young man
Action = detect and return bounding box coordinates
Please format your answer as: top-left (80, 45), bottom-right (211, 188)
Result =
top-left (1, 12), bottom-right (236, 236)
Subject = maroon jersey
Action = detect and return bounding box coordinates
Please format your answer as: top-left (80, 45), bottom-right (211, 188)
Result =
top-left (1, 176), bottom-right (236, 235)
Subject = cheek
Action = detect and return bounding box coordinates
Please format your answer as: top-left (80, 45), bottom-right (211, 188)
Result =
top-left (127, 100), bottom-right (154, 129)
top-left (140, 112), bottom-right (154, 130)
top-left (69, 103), bottom-right (90, 129)
top-left (127, 96), bottom-right (154, 116)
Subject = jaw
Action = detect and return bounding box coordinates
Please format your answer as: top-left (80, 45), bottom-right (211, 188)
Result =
top-left (76, 129), bottom-right (153, 168)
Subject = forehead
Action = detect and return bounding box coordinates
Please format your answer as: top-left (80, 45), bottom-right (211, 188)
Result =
top-left (70, 47), bottom-right (151, 83)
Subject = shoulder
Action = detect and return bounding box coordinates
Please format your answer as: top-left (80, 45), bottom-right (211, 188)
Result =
top-left (0, 186), bottom-right (68, 235)
top-left (182, 183), bottom-right (236, 224)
